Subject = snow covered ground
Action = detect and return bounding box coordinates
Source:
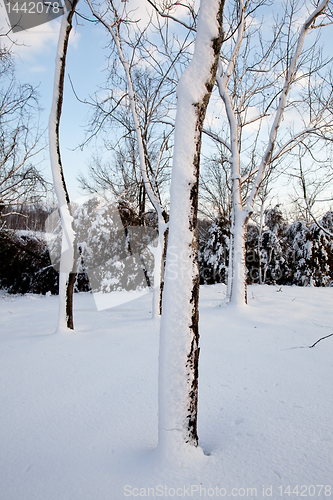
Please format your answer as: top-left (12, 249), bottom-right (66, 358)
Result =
top-left (1, 284), bottom-right (332, 500)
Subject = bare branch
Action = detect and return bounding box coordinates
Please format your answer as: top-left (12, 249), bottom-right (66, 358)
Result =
top-left (245, 0), bottom-right (330, 216)
top-left (299, 159), bottom-right (333, 238)
top-left (146, 0), bottom-right (196, 32)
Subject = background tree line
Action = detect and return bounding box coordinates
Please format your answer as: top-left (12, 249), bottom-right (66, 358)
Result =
top-left (2, 197), bottom-right (332, 294)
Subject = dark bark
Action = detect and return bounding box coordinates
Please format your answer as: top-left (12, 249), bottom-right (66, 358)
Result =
top-left (185, 1), bottom-right (225, 445)
top-left (159, 216), bottom-right (169, 316)
top-left (54, 0), bottom-right (79, 329)
top-left (66, 271), bottom-right (76, 330)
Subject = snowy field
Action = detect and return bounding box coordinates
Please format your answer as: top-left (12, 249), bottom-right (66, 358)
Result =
top-left (1, 284), bottom-right (332, 500)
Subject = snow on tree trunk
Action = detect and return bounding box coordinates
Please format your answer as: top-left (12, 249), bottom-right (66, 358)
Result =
top-left (226, 208), bottom-right (234, 300)
top-left (49, 0), bottom-right (78, 331)
top-left (216, 0), bottom-right (245, 304)
top-left (158, 0), bottom-right (224, 456)
top-left (229, 212), bottom-right (247, 306)
top-left (258, 200), bottom-right (265, 285)
top-left (150, 243), bottom-right (162, 318)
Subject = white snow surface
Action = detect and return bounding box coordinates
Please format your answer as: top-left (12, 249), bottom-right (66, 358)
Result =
top-left (1, 284), bottom-right (332, 499)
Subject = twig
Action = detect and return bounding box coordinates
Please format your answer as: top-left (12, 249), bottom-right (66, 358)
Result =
top-left (283, 332), bottom-right (333, 350)
top-left (309, 333), bottom-right (333, 348)
top-left (146, 0), bottom-right (196, 31)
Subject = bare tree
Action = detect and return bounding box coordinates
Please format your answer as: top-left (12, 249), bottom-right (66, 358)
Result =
top-left (78, 68), bottom-right (174, 224)
top-left (291, 145), bottom-right (333, 236)
top-left (81, 0), bottom-right (194, 317)
top-left (158, 0), bottom-right (224, 453)
top-left (0, 45), bottom-right (46, 223)
top-left (216, 0), bottom-right (333, 305)
top-left (49, 0), bottom-right (79, 330)
top-left (199, 142), bottom-right (232, 221)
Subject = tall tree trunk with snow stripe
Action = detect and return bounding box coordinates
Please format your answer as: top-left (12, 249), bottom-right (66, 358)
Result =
top-left (49, 0), bottom-right (78, 330)
top-left (158, 0), bottom-right (224, 453)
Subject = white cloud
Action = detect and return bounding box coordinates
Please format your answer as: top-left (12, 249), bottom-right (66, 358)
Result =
top-left (14, 21), bottom-right (60, 56)
top-left (0, 6), bottom-right (80, 65)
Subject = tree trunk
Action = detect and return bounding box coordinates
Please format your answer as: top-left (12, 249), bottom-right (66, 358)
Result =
top-left (219, 0), bottom-right (329, 307)
top-left (226, 208), bottom-right (234, 300)
top-left (258, 201), bottom-right (265, 285)
top-left (150, 223), bottom-right (164, 318)
top-left (149, 214), bottom-right (168, 318)
top-left (159, 218), bottom-right (169, 316)
top-left (49, 0), bottom-right (78, 331)
top-left (229, 211), bottom-right (247, 306)
top-left (158, 0), bottom-right (224, 456)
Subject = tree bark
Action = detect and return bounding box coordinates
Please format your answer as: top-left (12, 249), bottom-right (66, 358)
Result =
top-left (158, 0), bottom-right (224, 455)
top-left (49, 0), bottom-right (78, 330)
top-left (229, 211), bottom-right (248, 306)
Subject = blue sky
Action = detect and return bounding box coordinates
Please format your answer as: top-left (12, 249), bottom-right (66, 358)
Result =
top-left (1, 0), bottom-right (112, 201)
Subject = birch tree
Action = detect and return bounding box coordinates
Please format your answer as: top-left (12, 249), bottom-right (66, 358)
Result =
top-left (217, 0), bottom-right (333, 305)
top-left (84, 0), bottom-right (192, 317)
top-left (158, 0), bottom-right (224, 453)
top-left (49, 0), bottom-right (79, 330)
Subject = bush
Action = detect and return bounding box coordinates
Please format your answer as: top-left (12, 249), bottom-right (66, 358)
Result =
top-left (0, 230), bottom-right (58, 294)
